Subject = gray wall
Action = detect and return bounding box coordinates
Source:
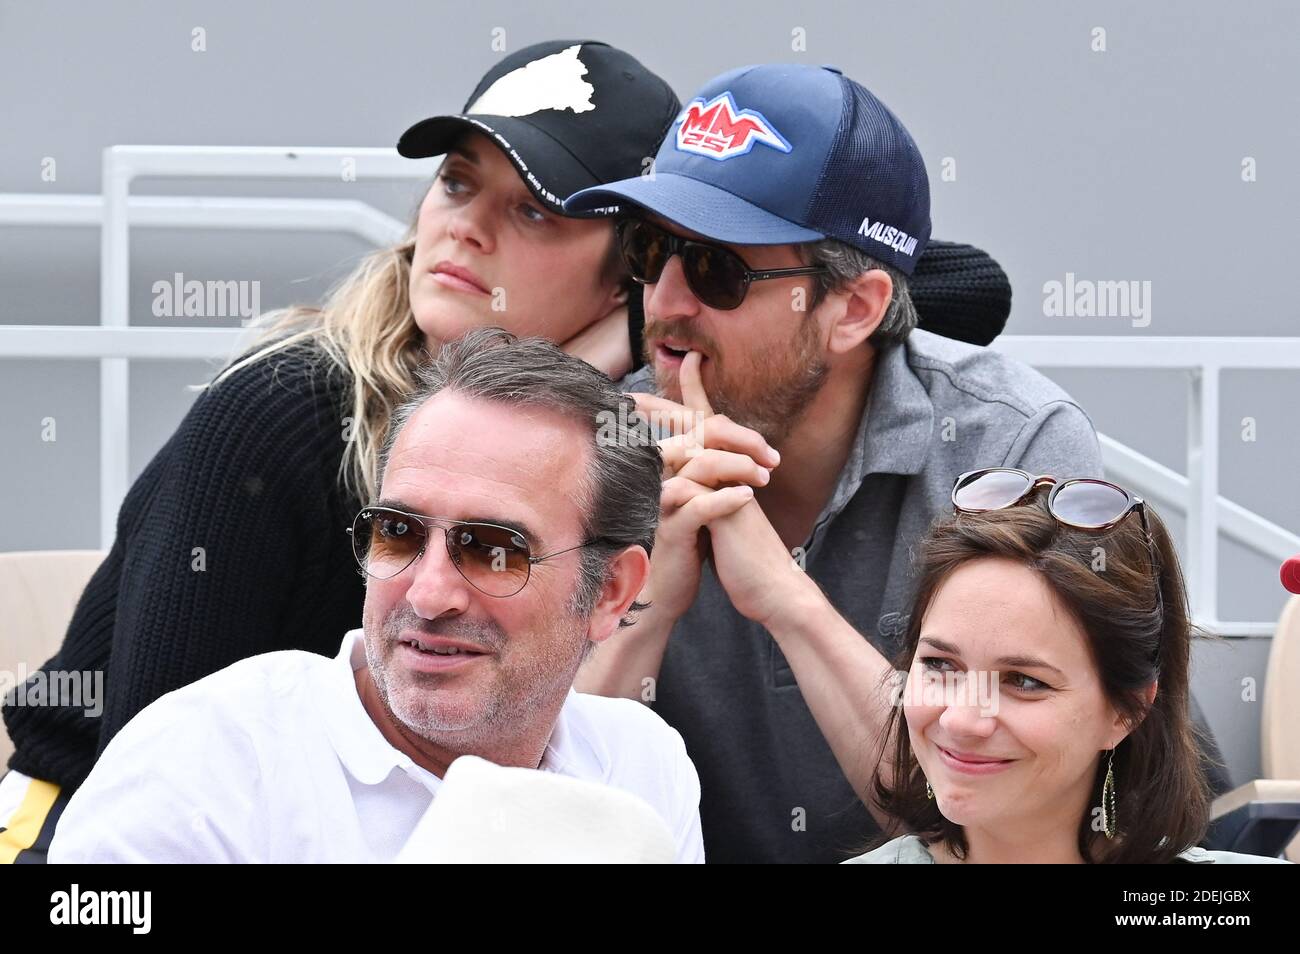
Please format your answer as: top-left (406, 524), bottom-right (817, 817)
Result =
top-left (1, 1), bottom-right (1296, 787)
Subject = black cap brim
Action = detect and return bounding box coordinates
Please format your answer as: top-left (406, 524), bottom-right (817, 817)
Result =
top-left (397, 113), bottom-right (606, 216)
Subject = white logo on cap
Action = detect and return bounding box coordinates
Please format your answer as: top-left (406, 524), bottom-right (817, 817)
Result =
top-left (467, 44), bottom-right (596, 117)
top-left (857, 216), bottom-right (918, 257)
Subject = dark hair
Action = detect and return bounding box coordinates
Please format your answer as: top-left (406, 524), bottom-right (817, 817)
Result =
top-left (798, 237), bottom-right (919, 347)
top-left (867, 491), bottom-right (1218, 863)
top-left (379, 326), bottom-right (661, 628)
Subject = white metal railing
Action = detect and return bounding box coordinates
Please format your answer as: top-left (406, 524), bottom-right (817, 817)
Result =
top-left (993, 336), bottom-right (1300, 637)
top-left (6, 146), bottom-right (435, 547)
top-left (1, 146), bottom-right (1297, 641)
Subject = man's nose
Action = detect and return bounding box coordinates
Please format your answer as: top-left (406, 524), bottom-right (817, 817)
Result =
top-left (403, 531), bottom-right (473, 619)
top-left (643, 253), bottom-right (703, 320)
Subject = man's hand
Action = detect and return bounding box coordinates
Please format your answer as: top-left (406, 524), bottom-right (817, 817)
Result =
top-left (558, 304), bottom-right (633, 380)
top-left (625, 352), bottom-right (773, 622)
top-left (704, 495), bottom-right (818, 630)
top-left (628, 352), bottom-right (804, 627)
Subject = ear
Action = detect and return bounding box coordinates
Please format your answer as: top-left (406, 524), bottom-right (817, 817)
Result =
top-left (821, 268), bottom-right (894, 355)
top-left (597, 277), bottom-right (630, 319)
top-left (1105, 680), bottom-right (1159, 748)
top-left (584, 544), bottom-right (651, 644)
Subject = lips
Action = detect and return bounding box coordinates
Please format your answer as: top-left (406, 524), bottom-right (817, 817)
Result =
top-left (652, 337), bottom-right (713, 373)
top-left (941, 747), bottom-right (1010, 764)
top-left (400, 633), bottom-right (490, 657)
top-left (431, 261), bottom-right (490, 295)
top-left (655, 337), bottom-right (707, 358)
top-left (936, 744), bottom-right (1016, 776)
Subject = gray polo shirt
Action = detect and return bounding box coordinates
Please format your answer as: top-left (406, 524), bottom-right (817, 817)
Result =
top-left (616, 329), bottom-right (1209, 864)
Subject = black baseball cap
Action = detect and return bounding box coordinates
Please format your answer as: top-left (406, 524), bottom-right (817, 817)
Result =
top-left (397, 40), bottom-right (680, 216)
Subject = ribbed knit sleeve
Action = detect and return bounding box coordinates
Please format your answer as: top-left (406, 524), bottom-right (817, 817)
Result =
top-left (3, 344), bottom-right (366, 789)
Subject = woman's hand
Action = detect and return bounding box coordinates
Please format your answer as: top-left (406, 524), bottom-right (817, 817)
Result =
top-left (558, 304), bottom-right (633, 380)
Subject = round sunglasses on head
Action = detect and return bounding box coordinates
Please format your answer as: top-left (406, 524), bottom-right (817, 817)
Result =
top-left (951, 468), bottom-right (1165, 646)
top-left (348, 506), bottom-right (606, 598)
top-left (952, 468), bottom-right (1148, 530)
top-left (617, 218), bottom-right (828, 311)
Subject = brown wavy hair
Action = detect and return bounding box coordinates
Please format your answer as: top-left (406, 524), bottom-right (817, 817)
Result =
top-left (868, 491), bottom-right (1220, 863)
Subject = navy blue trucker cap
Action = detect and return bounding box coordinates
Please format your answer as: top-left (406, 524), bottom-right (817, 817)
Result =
top-left (564, 63), bottom-right (931, 274)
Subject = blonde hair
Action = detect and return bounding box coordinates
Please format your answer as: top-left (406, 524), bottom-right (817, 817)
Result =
top-left (203, 231), bottom-right (426, 506)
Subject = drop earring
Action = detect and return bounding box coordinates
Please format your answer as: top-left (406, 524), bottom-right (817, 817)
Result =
top-left (1101, 747), bottom-right (1118, 839)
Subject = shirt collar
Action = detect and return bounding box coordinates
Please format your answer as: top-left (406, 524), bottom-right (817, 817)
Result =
top-left (813, 339), bottom-right (934, 527)
top-left (317, 628), bottom-right (581, 786)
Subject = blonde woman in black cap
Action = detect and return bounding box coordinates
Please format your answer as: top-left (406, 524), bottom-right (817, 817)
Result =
top-left (0, 40), bottom-right (680, 864)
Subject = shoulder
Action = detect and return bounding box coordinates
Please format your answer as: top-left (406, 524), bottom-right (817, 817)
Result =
top-left (556, 692), bottom-right (704, 863)
top-left (164, 340), bottom-right (352, 486)
top-left (616, 366), bottom-right (655, 395)
top-left (559, 691), bottom-right (691, 765)
top-left (202, 339), bottom-right (349, 420)
top-left (78, 650), bottom-right (330, 791)
top-left (904, 328), bottom-right (1085, 420)
top-left (101, 649), bottom-right (332, 752)
top-left (842, 833), bottom-right (936, 864)
top-left (1175, 846), bottom-right (1293, 864)
top-left (901, 329), bottom-right (1100, 471)
top-left (554, 692), bottom-right (698, 798)
top-left (51, 649), bottom-right (333, 863)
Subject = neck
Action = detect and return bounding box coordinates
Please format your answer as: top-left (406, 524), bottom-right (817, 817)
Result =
top-left (354, 666), bottom-right (554, 778)
top-left (947, 823), bottom-right (1086, 865)
top-left (755, 348), bottom-right (875, 548)
top-left (936, 787), bottom-right (1097, 864)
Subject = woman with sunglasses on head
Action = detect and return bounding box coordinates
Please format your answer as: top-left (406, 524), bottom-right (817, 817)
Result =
top-left (0, 40), bottom-right (680, 864)
top-left (845, 469), bottom-right (1289, 864)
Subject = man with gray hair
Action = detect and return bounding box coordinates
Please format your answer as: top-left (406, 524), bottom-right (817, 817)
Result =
top-left (49, 328), bottom-right (704, 863)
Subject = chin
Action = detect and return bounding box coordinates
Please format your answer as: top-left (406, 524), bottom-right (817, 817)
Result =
top-left (391, 687), bottom-right (486, 736)
top-left (411, 295), bottom-right (489, 344)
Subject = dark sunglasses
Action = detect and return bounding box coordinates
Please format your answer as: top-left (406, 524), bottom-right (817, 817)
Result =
top-left (951, 469), bottom-right (1164, 645)
top-left (348, 506), bottom-right (606, 598)
top-left (617, 218), bottom-right (828, 310)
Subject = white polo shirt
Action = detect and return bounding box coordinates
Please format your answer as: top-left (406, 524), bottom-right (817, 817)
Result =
top-left (48, 629), bottom-right (705, 863)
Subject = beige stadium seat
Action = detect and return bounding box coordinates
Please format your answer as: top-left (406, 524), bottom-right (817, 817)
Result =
top-left (1210, 594), bottom-right (1300, 861)
top-left (0, 550), bottom-right (105, 767)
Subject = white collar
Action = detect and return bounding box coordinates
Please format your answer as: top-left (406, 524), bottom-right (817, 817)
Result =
top-left (314, 629), bottom-right (580, 785)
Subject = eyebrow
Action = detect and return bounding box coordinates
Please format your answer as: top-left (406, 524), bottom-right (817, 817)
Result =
top-left (443, 146), bottom-right (546, 210)
top-left (374, 498), bottom-right (544, 549)
top-left (445, 144), bottom-right (480, 165)
top-left (918, 636), bottom-right (1066, 679)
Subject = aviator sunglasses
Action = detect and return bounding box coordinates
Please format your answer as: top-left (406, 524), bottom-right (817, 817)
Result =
top-left (348, 506), bottom-right (609, 598)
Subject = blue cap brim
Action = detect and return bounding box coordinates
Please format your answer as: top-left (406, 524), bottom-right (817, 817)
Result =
top-left (563, 172), bottom-right (824, 245)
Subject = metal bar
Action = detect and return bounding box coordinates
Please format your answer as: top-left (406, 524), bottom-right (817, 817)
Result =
top-left (1185, 370), bottom-right (1222, 622)
top-left (1099, 434), bottom-right (1300, 562)
top-left (107, 145), bottom-right (432, 180)
top-left (0, 194), bottom-right (407, 246)
top-left (994, 336), bottom-right (1300, 369)
top-left (99, 150), bottom-right (131, 550)
top-left (0, 326), bottom-right (246, 359)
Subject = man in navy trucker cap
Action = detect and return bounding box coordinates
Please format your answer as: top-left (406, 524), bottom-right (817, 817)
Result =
top-left (564, 63), bottom-right (1232, 864)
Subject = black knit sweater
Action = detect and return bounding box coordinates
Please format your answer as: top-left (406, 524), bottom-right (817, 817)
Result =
top-left (3, 343), bottom-right (366, 789)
